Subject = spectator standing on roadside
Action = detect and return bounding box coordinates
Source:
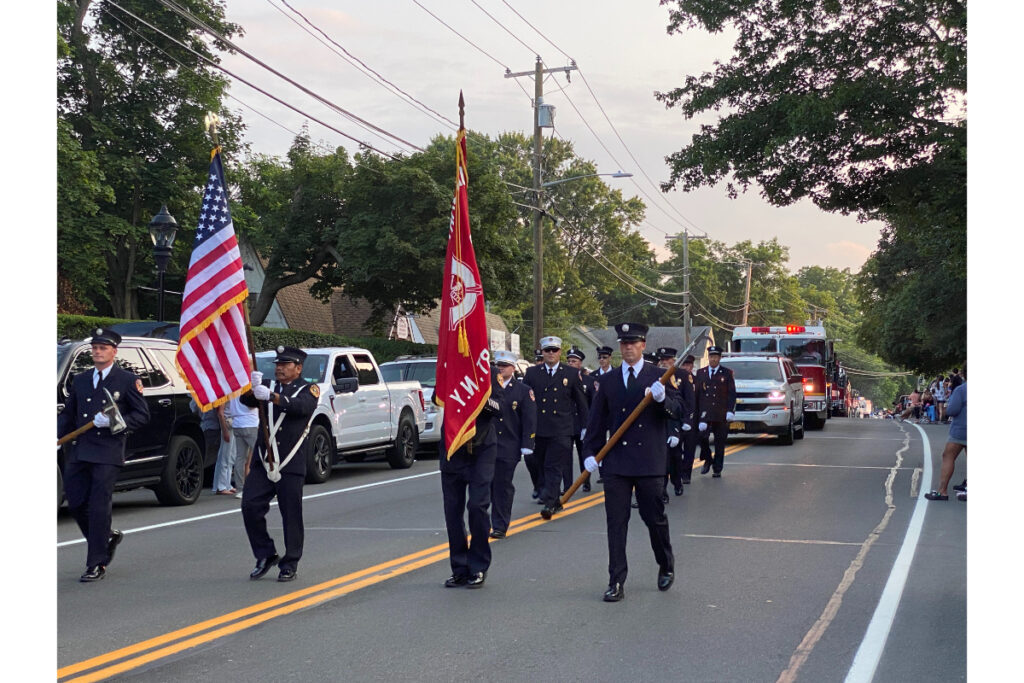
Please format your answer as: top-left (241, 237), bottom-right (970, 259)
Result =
top-left (192, 398), bottom-right (221, 486)
top-left (949, 368), bottom-right (963, 390)
top-left (926, 379), bottom-right (967, 501)
top-left (931, 376), bottom-right (948, 422)
top-left (215, 396), bottom-right (260, 498)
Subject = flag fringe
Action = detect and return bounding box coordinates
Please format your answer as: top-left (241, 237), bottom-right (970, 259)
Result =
top-left (175, 293), bottom-right (251, 411)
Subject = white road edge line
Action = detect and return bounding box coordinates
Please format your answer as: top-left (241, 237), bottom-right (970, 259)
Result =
top-left (844, 423), bottom-right (932, 683)
top-left (56, 470), bottom-right (440, 548)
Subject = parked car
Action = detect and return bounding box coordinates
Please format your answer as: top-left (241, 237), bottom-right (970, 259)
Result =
top-left (718, 352), bottom-right (806, 445)
top-left (57, 336), bottom-right (210, 508)
top-left (254, 347), bottom-right (427, 483)
top-left (379, 356), bottom-right (441, 449)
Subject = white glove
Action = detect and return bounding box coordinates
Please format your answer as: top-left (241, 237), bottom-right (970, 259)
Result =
top-left (93, 412), bottom-right (110, 428)
top-left (699, 421), bottom-right (708, 432)
top-left (520, 448), bottom-right (533, 456)
top-left (647, 381), bottom-right (666, 403)
top-left (253, 384), bottom-right (271, 401)
top-left (726, 411), bottom-right (735, 421)
top-left (584, 456), bottom-right (600, 473)
top-left (580, 428), bottom-right (587, 441)
top-left (682, 423), bottom-right (692, 432)
top-left (251, 371), bottom-right (263, 385)
top-left (667, 436), bottom-right (679, 448)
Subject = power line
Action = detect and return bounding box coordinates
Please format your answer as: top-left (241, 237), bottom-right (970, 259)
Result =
top-left (468, 0), bottom-right (540, 56)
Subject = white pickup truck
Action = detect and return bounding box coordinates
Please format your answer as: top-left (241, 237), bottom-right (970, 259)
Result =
top-left (255, 346), bottom-right (427, 483)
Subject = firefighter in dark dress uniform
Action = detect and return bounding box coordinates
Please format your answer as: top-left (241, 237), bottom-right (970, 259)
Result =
top-left (566, 346), bottom-right (597, 493)
top-left (696, 346), bottom-right (737, 477)
top-left (240, 346), bottom-right (319, 582)
top-left (594, 346), bottom-right (615, 378)
top-left (489, 350), bottom-right (537, 539)
top-left (58, 328), bottom-right (150, 582)
top-left (582, 323), bottom-right (681, 602)
top-left (440, 367), bottom-right (502, 588)
top-left (658, 347), bottom-right (695, 498)
top-left (677, 355), bottom-right (699, 486)
top-left (523, 336), bottom-right (589, 519)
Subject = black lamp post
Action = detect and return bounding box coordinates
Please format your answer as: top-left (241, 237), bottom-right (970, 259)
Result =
top-left (149, 205), bottom-right (178, 322)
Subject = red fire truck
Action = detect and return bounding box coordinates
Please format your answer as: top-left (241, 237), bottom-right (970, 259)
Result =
top-left (831, 367), bottom-right (853, 417)
top-left (730, 325), bottom-right (835, 429)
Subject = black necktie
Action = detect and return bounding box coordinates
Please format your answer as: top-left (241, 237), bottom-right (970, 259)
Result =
top-left (627, 366), bottom-right (635, 390)
top-left (95, 370), bottom-right (104, 391)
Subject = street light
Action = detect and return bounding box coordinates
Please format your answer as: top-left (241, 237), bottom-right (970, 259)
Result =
top-left (149, 205), bottom-right (178, 322)
top-left (540, 171), bottom-right (632, 188)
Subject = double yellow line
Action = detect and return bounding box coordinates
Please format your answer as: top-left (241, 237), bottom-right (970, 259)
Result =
top-left (59, 438), bottom-right (761, 682)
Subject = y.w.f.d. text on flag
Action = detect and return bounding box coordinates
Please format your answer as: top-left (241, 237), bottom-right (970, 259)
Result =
top-left (175, 148), bottom-right (252, 411)
top-left (436, 129), bottom-right (492, 458)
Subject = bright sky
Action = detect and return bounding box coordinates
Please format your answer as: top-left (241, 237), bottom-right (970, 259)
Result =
top-left (217, 0), bottom-right (884, 273)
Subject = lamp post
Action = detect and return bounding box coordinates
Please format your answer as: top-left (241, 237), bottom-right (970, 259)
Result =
top-left (149, 205), bottom-right (178, 322)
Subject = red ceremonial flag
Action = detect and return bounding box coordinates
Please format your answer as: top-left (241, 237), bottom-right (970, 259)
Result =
top-left (175, 148), bottom-right (253, 411)
top-left (436, 122), bottom-right (492, 459)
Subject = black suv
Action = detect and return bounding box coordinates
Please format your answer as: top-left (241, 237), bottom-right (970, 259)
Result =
top-left (57, 336), bottom-right (210, 508)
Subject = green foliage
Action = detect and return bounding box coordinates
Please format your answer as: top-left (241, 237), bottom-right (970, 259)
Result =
top-left (56, 314), bottom-right (435, 364)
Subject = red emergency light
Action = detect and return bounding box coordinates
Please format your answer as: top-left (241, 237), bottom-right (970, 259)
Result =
top-left (786, 325), bottom-right (806, 334)
top-left (750, 327), bottom-right (770, 333)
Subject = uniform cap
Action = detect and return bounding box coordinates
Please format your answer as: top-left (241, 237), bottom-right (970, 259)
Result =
top-left (539, 336), bottom-right (562, 350)
top-left (566, 346), bottom-right (586, 361)
top-left (595, 346), bottom-right (613, 356)
top-left (707, 345), bottom-right (724, 356)
top-left (643, 352), bottom-right (658, 364)
top-left (493, 350), bottom-right (517, 366)
top-left (615, 322), bottom-right (648, 341)
top-left (533, 348), bottom-right (543, 361)
top-left (657, 346), bottom-right (677, 360)
top-left (274, 345), bottom-right (307, 364)
top-left (90, 328), bottom-right (122, 347)
top-left (682, 354), bottom-right (696, 365)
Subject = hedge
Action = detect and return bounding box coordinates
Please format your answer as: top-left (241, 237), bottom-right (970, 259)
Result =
top-left (57, 314), bottom-right (437, 364)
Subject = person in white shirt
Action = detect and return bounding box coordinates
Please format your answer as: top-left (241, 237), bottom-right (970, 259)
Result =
top-left (215, 396), bottom-right (260, 497)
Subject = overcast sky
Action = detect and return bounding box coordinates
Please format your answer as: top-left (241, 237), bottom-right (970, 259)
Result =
top-left (216, 0), bottom-right (884, 273)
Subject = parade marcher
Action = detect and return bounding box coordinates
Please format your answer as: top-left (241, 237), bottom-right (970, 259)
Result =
top-left (696, 346), bottom-right (737, 478)
top-left (441, 368), bottom-right (503, 587)
top-left (58, 328), bottom-right (150, 582)
top-left (533, 349), bottom-right (544, 365)
top-left (658, 347), bottom-right (694, 498)
top-left (523, 336), bottom-right (589, 519)
top-left (567, 346), bottom-right (598, 492)
top-left (239, 346), bottom-right (319, 582)
top-left (582, 323), bottom-right (681, 602)
top-left (489, 351), bottom-right (537, 539)
top-left (594, 346), bottom-right (615, 377)
top-left (677, 355), bottom-right (699, 486)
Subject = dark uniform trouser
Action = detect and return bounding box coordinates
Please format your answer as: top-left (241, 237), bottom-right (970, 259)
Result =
top-left (64, 461), bottom-right (120, 568)
top-left (524, 451), bottom-right (543, 494)
top-left (441, 443), bottom-right (496, 577)
top-left (490, 457), bottom-right (518, 534)
top-left (242, 466), bottom-right (305, 572)
top-left (667, 442), bottom-right (684, 488)
top-left (699, 421), bottom-right (730, 473)
top-left (574, 435), bottom-right (587, 484)
top-left (536, 434), bottom-right (573, 507)
top-left (602, 473), bottom-right (674, 586)
top-left (680, 429), bottom-right (697, 482)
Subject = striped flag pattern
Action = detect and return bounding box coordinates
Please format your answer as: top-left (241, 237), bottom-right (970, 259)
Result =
top-left (175, 148), bottom-right (252, 411)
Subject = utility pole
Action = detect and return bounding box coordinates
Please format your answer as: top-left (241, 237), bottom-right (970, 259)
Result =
top-left (505, 57), bottom-right (577, 349)
top-left (741, 259), bottom-right (753, 326)
top-left (669, 230), bottom-right (705, 348)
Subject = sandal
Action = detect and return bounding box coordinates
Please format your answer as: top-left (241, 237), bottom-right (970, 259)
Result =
top-left (924, 490), bottom-right (948, 501)
top-left (216, 488), bottom-right (237, 495)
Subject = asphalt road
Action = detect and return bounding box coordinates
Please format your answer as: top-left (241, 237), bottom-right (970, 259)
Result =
top-left (57, 418), bottom-right (966, 682)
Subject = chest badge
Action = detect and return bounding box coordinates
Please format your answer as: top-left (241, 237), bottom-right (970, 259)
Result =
top-left (512, 400), bottom-right (518, 410)
top-left (562, 378), bottom-right (568, 387)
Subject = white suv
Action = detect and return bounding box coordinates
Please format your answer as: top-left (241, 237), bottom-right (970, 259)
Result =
top-left (719, 353), bottom-right (805, 444)
top-left (379, 356), bottom-right (441, 447)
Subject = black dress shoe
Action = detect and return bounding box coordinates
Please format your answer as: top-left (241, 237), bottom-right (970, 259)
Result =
top-left (712, 472), bottom-right (722, 478)
top-left (603, 583), bottom-right (624, 602)
top-left (701, 462), bottom-right (712, 474)
top-left (80, 565), bottom-right (105, 582)
top-left (277, 567), bottom-right (297, 582)
top-left (681, 477), bottom-right (691, 485)
top-left (674, 485), bottom-right (684, 496)
top-left (107, 529), bottom-right (124, 565)
top-left (489, 530), bottom-right (506, 539)
top-left (658, 569), bottom-right (675, 591)
top-left (596, 477), bottom-right (603, 483)
top-left (444, 574), bottom-right (469, 588)
top-left (465, 571), bottom-right (486, 588)
top-left (531, 489), bottom-right (540, 499)
top-left (661, 493), bottom-right (670, 504)
top-left (249, 554), bottom-right (279, 580)
top-left (582, 482), bottom-right (591, 492)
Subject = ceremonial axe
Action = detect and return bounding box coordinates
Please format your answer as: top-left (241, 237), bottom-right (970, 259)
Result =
top-left (57, 388), bottom-right (128, 446)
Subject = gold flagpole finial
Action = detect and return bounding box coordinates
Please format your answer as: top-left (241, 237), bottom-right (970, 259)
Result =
top-left (204, 112), bottom-right (221, 147)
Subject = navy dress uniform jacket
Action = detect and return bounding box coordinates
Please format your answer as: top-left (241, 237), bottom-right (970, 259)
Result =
top-left (573, 373), bottom-right (598, 435)
top-left (58, 366), bottom-right (150, 466)
top-left (695, 365), bottom-right (737, 423)
top-left (494, 377), bottom-right (536, 462)
top-left (240, 378), bottom-right (318, 476)
top-left (582, 363), bottom-right (681, 477)
top-left (523, 362), bottom-right (589, 438)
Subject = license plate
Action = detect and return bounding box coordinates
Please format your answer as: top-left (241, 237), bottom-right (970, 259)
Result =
top-left (729, 421), bottom-right (744, 430)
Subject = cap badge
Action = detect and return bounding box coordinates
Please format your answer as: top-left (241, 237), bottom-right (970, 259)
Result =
top-left (622, 324), bottom-right (629, 332)
top-left (277, 345), bottom-right (285, 353)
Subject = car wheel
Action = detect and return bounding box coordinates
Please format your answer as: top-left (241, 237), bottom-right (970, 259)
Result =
top-left (386, 413), bottom-right (419, 469)
top-left (794, 410), bottom-right (805, 439)
top-left (778, 413), bottom-right (794, 445)
top-left (58, 465), bottom-right (65, 511)
top-left (305, 423), bottom-right (334, 484)
top-left (155, 434), bottom-right (204, 506)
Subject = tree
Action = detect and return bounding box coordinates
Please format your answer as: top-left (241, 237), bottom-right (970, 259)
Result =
top-left (58, 0), bottom-right (245, 318)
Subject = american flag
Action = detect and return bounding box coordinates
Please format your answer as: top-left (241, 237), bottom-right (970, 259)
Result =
top-left (175, 149), bottom-right (252, 411)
